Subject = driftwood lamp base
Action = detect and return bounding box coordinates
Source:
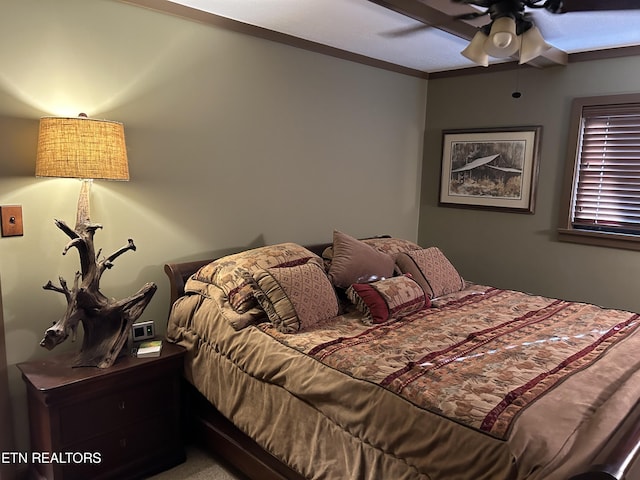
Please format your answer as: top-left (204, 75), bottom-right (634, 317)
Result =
top-left (40, 180), bottom-right (156, 368)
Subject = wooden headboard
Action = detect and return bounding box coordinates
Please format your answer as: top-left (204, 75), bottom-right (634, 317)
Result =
top-left (164, 258), bottom-right (212, 308)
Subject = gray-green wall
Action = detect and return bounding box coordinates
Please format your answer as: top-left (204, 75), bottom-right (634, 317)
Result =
top-left (420, 58), bottom-right (640, 312)
top-left (0, 0), bottom-right (426, 458)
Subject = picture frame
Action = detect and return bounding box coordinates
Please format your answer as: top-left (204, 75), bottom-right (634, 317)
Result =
top-left (439, 126), bottom-right (542, 213)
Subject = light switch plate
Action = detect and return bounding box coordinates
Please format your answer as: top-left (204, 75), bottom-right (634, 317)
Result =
top-left (0, 205), bottom-right (23, 237)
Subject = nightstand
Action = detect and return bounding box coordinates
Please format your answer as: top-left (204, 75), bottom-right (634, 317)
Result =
top-left (17, 341), bottom-right (186, 480)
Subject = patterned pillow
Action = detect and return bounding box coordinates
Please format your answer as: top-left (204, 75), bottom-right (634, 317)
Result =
top-left (251, 260), bottom-right (340, 334)
top-left (183, 279), bottom-right (267, 330)
top-left (361, 237), bottom-right (422, 258)
top-left (395, 247), bottom-right (465, 299)
top-left (327, 231), bottom-right (395, 288)
top-left (346, 275), bottom-right (430, 325)
top-left (191, 243), bottom-right (319, 313)
top-left (322, 236), bottom-right (422, 262)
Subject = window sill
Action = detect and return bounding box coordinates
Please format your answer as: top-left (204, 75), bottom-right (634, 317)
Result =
top-left (558, 228), bottom-right (640, 251)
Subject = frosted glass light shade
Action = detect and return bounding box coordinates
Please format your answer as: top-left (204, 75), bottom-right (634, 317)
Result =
top-left (484, 17), bottom-right (520, 58)
top-left (461, 30), bottom-right (490, 66)
top-left (519, 26), bottom-right (552, 64)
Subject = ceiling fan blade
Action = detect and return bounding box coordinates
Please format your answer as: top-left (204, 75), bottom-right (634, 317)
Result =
top-left (381, 11), bottom-right (488, 37)
top-left (451, 0), bottom-right (495, 7)
top-left (382, 23), bottom-right (431, 37)
top-left (367, 0), bottom-right (478, 40)
top-left (557, 0), bottom-right (640, 12)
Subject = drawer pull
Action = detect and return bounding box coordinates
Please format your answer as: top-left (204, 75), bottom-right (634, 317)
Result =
top-left (118, 401), bottom-right (126, 410)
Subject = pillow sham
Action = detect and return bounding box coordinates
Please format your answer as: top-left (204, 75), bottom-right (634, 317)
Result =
top-left (322, 236), bottom-right (422, 262)
top-left (250, 259), bottom-right (339, 334)
top-left (192, 242), bottom-right (319, 313)
top-left (346, 275), bottom-right (430, 325)
top-left (395, 247), bottom-right (465, 299)
top-left (182, 278), bottom-right (266, 330)
top-left (327, 231), bottom-right (395, 289)
top-left (361, 237), bottom-right (422, 258)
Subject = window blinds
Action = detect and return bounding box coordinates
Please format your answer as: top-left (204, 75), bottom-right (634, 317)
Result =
top-left (572, 104), bottom-right (640, 235)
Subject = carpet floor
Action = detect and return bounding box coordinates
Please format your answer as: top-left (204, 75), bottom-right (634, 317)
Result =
top-left (147, 444), bottom-right (247, 480)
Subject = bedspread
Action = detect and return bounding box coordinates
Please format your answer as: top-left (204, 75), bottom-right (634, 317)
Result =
top-left (262, 286), bottom-right (640, 440)
top-left (167, 282), bottom-right (640, 480)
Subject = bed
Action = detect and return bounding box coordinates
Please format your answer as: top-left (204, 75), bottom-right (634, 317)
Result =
top-left (164, 231), bottom-right (640, 480)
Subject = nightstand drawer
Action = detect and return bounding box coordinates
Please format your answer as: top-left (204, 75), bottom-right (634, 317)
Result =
top-left (62, 413), bottom-right (182, 480)
top-left (59, 377), bottom-right (175, 445)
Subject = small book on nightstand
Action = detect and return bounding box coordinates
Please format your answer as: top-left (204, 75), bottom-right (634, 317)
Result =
top-left (134, 340), bottom-right (163, 358)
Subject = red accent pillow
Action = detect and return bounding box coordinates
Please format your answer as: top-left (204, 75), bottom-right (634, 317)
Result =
top-left (349, 283), bottom-right (390, 323)
top-left (347, 275), bottom-right (430, 324)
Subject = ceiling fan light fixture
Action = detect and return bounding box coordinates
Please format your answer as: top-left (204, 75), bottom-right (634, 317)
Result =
top-left (484, 16), bottom-right (520, 57)
top-left (518, 25), bottom-right (552, 64)
top-left (461, 30), bottom-right (489, 67)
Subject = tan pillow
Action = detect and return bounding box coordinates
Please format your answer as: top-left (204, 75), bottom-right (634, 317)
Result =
top-left (251, 260), bottom-right (339, 333)
top-left (327, 231), bottom-right (395, 288)
top-left (191, 242), bottom-right (319, 313)
top-left (395, 247), bottom-right (465, 298)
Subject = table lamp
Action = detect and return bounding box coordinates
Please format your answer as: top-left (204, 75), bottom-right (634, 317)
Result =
top-left (35, 114), bottom-right (156, 368)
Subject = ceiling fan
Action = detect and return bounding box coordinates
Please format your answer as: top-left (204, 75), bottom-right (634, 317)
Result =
top-left (370, 0), bottom-right (640, 67)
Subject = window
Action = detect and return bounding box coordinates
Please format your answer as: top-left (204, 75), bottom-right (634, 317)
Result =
top-left (559, 93), bottom-right (640, 250)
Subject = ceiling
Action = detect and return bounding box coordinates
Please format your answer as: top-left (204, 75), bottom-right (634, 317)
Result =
top-left (158, 0), bottom-right (640, 76)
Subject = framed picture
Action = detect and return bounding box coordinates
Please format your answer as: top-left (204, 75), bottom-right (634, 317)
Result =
top-left (439, 126), bottom-right (542, 213)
